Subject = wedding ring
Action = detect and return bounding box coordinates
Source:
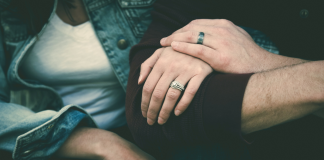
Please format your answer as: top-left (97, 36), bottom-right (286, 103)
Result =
top-left (197, 32), bottom-right (204, 44)
top-left (170, 81), bottom-right (185, 91)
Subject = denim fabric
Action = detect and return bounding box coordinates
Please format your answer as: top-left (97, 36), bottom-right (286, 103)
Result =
top-left (241, 26), bottom-right (279, 55)
top-left (0, 0), bottom-right (154, 159)
top-left (0, 0), bottom-right (278, 159)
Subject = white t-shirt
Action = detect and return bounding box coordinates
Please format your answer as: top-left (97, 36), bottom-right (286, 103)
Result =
top-left (20, 13), bottom-right (126, 130)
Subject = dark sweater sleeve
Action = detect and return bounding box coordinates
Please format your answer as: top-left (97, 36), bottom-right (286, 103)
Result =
top-left (125, 0), bottom-right (253, 154)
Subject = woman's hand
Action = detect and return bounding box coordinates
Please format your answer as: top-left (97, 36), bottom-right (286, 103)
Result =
top-left (138, 47), bottom-right (212, 125)
top-left (160, 19), bottom-right (274, 74)
top-left (54, 127), bottom-right (155, 160)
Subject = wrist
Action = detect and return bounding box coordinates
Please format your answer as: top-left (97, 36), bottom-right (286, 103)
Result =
top-left (256, 49), bottom-right (307, 72)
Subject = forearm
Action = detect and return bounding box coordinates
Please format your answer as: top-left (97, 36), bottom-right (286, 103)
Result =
top-left (258, 52), bottom-right (309, 72)
top-left (242, 60), bottom-right (324, 134)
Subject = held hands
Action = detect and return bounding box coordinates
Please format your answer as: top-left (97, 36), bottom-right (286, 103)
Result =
top-left (161, 19), bottom-right (272, 73)
top-left (138, 47), bottom-right (212, 125)
top-left (139, 19), bottom-right (273, 125)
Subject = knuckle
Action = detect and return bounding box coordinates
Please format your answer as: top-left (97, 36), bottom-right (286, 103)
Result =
top-left (185, 31), bottom-right (192, 41)
top-left (187, 31), bottom-right (197, 42)
top-left (194, 67), bottom-right (203, 74)
top-left (169, 63), bottom-right (179, 72)
top-left (147, 109), bottom-right (158, 118)
top-left (218, 19), bottom-right (233, 26)
top-left (217, 27), bottom-right (230, 35)
top-left (186, 87), bottom-right (198, 96)
top-left (154, 61), bottom-right (167, 71)
top-left (141, 106), bottom-right (148, 112)
top-left (219, 39), bottom-right (230, 47)
top-left (167, 89), bottom-right (179, 100)
top-left (152, 89), bottom-right (165, 101)
top-left (197, 46), bottom-right (206, 56)
top-left (216, 53), bottom-right (230, 68)
top-left (184, 23), bottom-right (194, 31)
top-left (141, 104), bottom-right (148, 112)
top-left (156, 58), bottom-right (166, 66)
top-left (143, 84), bottom-right (153, 95)
top-left (183, 65), bottom-right (191, 72)
top-left (159, 109), bottom-right (172, 118)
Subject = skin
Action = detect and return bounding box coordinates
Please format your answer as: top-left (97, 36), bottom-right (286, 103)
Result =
top-left (52, 1), bottom-right (155, 159)
top-left (139, 19), bottom-right (324, 133)
top-left (139, 47), bottom-right (212, 125)
top-left (53, 127), bottom-right (154, 160)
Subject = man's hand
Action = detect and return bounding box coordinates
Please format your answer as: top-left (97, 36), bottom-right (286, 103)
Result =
top-left (159, 19), bottom-right (324, 134)
top-left (161, 19), bottom-right (305, 73)
top-left (138, 47), bottom-right (212, 125)
top-left (54, 127), bottom-right (155, 160)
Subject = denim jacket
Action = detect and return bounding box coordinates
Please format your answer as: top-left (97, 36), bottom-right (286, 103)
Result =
top-left (0, 0), bottom-right (154, 159)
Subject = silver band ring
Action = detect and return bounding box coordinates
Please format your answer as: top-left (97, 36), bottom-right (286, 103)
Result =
top-left (170, 81), bottom-right (185, 92)
top-left (197, 32), bottom-right (204, 44)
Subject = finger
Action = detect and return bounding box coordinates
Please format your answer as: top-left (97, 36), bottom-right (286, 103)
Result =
top-left (171, 41), bottom-right (216, 66)
top-left (146, 72), bottom-right (178, 125)
top-left (161, 25), bottom-right (213, 45)
top-left (189, 19), bottom-right (234, 27)
top-left (141, 66), bottom-right (163, 118)
top-left (171, 19), bottom-right (233, 35)
top-left (161, 31), bottom-right (217, 48)
top-left (139, 48), bottom-right (163, 84)
top-left (157, 76), bottom-right (189, 125)
top-left (174, 75), bottom-right (205, 116)
top-left (161, 26), bottom-right (231, 47)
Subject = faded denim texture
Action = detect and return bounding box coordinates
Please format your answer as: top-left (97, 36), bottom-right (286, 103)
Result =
top-left (0, 0), bottom-right (154, 159)
top-left (0, 0), bottom-right (279, 159)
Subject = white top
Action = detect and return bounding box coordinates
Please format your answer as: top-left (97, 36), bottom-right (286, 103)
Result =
top-left (20, 13), bottom-right (126, 130)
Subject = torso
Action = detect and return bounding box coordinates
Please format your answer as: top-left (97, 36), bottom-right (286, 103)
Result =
top-left (20, 1), bottom-right (127, 129)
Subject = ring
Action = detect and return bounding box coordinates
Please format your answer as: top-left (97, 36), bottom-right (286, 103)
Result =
top-left (170, 81), bottom-right (185, 92)
top-left (197, 32), bottom-right (204, 44)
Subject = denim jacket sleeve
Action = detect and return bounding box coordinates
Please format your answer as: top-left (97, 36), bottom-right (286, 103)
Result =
top-left (0, 27), bottom-right (97, 160)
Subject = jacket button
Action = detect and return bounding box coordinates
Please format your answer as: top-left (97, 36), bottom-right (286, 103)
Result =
top-left (117, 39), bottom-right (129, 50)
top-left (300, 9), bottom-right (309, 18)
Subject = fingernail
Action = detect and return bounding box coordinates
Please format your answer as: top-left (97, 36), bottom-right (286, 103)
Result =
top-left (171, 41), bottom-right (179, 48)
top-left (175, 110), bottom-right (181, 116)
top-left (138, 75), bottom-right (142, 84)
top-left (142, 111), bottom-right (147, 118)
top-left (158, 117), bottom-right (164, 125)
top-left (160, 38), bottom-right (166, 45)
top-left (147, 118), bottom-right (155, 125)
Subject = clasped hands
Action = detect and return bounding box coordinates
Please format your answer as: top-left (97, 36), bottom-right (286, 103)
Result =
top-left (139, 19), bottom-right (273, 125)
